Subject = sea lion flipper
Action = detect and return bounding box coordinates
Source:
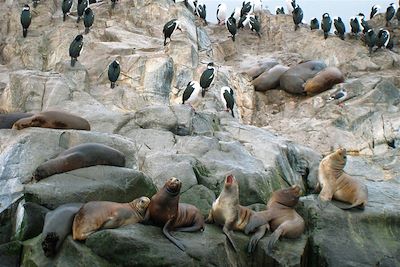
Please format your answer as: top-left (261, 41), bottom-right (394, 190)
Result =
top-left (222, 225), bottom-right (238, 252)
top-left (267, 227), bottom-right (283, 253)
top-left (244, 211), bottom-right (270, 235)
top-left (163, 219), bottom-right (185, 251)
top-left (247, 224), bottom-right (268, 253)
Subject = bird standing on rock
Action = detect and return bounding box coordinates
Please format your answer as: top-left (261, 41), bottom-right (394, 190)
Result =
top-left (163, 19), bottom-right (182, 46)
top-left (217, 3), bottom-right (227, 25)
top-left (220, 86), bottom-right (235, 117)
top-left (182, 81), bottom-right (201, 108)
top-left (249, 16), bottom-right (261, 37)
top-left (108, 60), bottom-right (120, 89)
top-left (69, 34), bottom-right (84, 67)
top-left (200, 62), bottom-right (216, 97)
top-left (20, 4), bottom-right (31, 38)
top-left (385, 3), bottom-right (396, 26)
top-left (321, 13), bottom-right (332, 39)
top-left (370, 4), bottom-right (380, 19)
top-left (350, 16), bottom-right (360, 38)
top-left (358, 13), bottom-right (370, 33)
top-left (62, 0), bottom-right (73, 21)
top-left (241, 1), bottom-right (252, 17)
top-left (375, 29), bottom-right (390, 50)
top-left (83, 8), bottom-right (94, 34)
top-left (292, 4), bottom-right (303, 31)
top-left (334, 17), bottom-right (346, 40)
top-left (196, 3), bottom-right (207, 25)
top-left (276, 7), bottom-right (285, 15)
top-left (310, 18), bottom-right (319, 30)
top-left (226, 16), bottom-right (237, 41)
top-left (77, 0), bottom-right (89, 23)
top-left (365, 29), bottom-right (377, 56)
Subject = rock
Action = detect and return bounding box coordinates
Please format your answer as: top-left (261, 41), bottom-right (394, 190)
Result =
top-left (0, 241), bottom-right (22, 267)
top-left (15, 201), bottom-right (49, 241)
top-left (180, 184), bottom-right (216, 217)
top-left (24, 166), bottom-right (157, 209)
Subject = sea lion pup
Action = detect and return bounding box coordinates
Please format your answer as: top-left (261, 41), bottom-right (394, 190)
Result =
top-left (0, 112), bottom-right (33, 129)
top-left (32, 143), bottom-right (126, 181)
top-left (205, 174), bottom-right (268, 252)
top-left (252, 64), bottom-right (290, 91)
top-left (72, 196), bottom-right (150, 241)
top-left (304, 67), bottom-right (344, 96)
top-left (317, 148), bottom-right (368, 209)
top-left (279, 60), bottom-right (327, 95)
top-left (12, 110), bottom-right (90, 131)
top-left (146, 177), bottom-right (204, 251)
top-left (244, 185), bottom-right (305, 253)
top-left (41, 203), bottom-right (83, 257)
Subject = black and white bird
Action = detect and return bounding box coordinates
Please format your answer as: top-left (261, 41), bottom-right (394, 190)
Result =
top-left (77, 0), bottom-right (89, 23)
top-left (108, 60), bottom-right (120, 89)
top-left (196, 3), bottom-right (207, 25)
top-left (358, 13), bottom-right (370, 33)
top-left (385, 3), bottom-right (396, 26)
top-left (83, 8), bottom-right (94, 34)
top-left (276, 6), bottom-right (285, 15)
top-left (292, 4), bottom-right (303, 31)
top-left (375, 29), bottom-right (390, 50)
top-left (69, 34), bottom-right (84, 67)
top-left (327, 88), bottom-right (347, 102)
top-left (217, 3), bottom-right (227, 25)
top-left (111, 0), bottom-right (118, 9)
top-left (33, 0), bottom-right (39, 8)
top-left (241, 1), bottom-right (252, 17)
top-left (62, 0), bottom-right (73, 21)
top-left (365, 29), bottom-right (377, 56)
top-left (226, 16), bottom-right (237, 41)
top-left (200, 62), bottom-right (216, 97)
top-left (396, 7), bottom-right (400, 22)
top-left (220, 86), bottom-right (235, 117)
top-left (334, 17), bottom-right (346, 40)
top-left (238, 13), bottom-right (253, 29)
top-left (370, 4), bottom-right (381, 19)
top-left (321, 13), bottom-right (332, 39)
top-left (310, 18), bottom-right (319, 30)
top-left (20, 5), bottom-right (31, 38)
top-left (182, 81), bottom-right (201, 107)
top-left (286, 0), bottom-right (296, 14)
top-left (386, 35), bottom-right (394, 50)
top-left (249, 16), bottom-right (261, 37)
top-left (163, 19), bottom-right (182, 46)
top-left (350, 16), bottom-right (360, 38)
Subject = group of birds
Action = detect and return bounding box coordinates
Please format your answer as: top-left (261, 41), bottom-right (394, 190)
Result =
top-left (284, 0), bottom-right (399, 55)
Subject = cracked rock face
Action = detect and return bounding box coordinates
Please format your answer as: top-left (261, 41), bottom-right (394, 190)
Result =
top-left (0, 1), bottom-right (400, 266)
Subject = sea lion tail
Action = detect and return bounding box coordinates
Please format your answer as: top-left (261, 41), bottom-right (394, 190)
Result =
top-left (331, 200), bottom-right (365, 210)
top-left (267, 228), bottom-right (283, 253)
top-left (41, 232), bottom-right (59, 257)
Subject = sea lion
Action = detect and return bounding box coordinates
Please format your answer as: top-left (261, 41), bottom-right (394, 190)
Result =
top-left (317, 148), bottom-right (368, 209)
top-left (72, 196), bottom-right (150, 241)
top-left (146, 177), bottom-right (204, 251)
top-left (304, 67), bottom-right (345, 96)
top-left (242, 60), bottom-right (279, 80)
top-left (205, 174), bottom-right (268, 253)
top-left (252, 65), bottom-right (290, 91)
top-left (33, 143), bottom-right (126, 181)
top-left (279, 60), bottom-right (327, 95)
top-left (244, 185), bottom-right (305, 253)
top-left (0, 113), bottom-right (33, 129)
top-left (12, 110), bottom-right (90, 130)
top-left (41, 203), bottom-right (83, 257)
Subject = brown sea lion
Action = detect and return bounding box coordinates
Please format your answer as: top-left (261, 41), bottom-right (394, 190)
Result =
top-left (252, 65), bottom-right (290, 91)
top-left (146, 177), bottom-right (204, 251)
top-left (33, 143), bottom-right (126, 181)
top-left (12, 110), bottom-right (90, 130)
top-left (41, 203), bottom-right (83, 257)
top-left (304, 67), bottom-right (345, 96)
top-left (0, 112), bottom-right (33, 129)
top-left (279, 60), bottom-right (327, 95)
top-left (317, 148), bottom-right (368, 209)
top-left (242, 60), bottom-right (279, 80)
top-left (205, 174), bottom-right (268, 253)
top-left (244, 185), bottom-right (305, 253)
top-left (72, 196), bottom-right (150, 241)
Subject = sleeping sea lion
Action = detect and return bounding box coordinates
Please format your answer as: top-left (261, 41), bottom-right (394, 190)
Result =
top-left (0, 113), bottom-right (33, 129)
top-left (252, 64), bottom-right (290, 91)
top-left (304, 67), bottom-right (344, 95)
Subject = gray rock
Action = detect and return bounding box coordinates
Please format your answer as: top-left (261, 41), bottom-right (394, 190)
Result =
top-left (180, 185), bottom-right (216, 217)
top-left (24, 166), bottom-right (157, 209)
top-left (0, 241), bottom-right (22, 267)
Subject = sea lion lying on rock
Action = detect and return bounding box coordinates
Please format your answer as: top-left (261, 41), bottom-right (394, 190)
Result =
top-left (241, 59), bottom-right (279, 80)
top-left (317, 148), bottom-right (368, 209)
top-left (72, 196), bottom-right (150, 241)
top-left (146, 177), bottom-right (204, 251)
top-left (206, 174), bottom-right (269, 253)
top-left (0, 112), bottom-right (33, 129)
top-left (32, 143), bottom-right (126, 181)
top-left (252, 64), bottom-right (290, 91)
top-left (304, 67), bottom-right (344, 95)
top-left (279, 60), bottom-right (327, 95)
top-left (41, 203), bottom-right (83, 257)
top-left (12, 110), bottom-right (90, 130)
top-left (244, 185), bottom-right (305, 253)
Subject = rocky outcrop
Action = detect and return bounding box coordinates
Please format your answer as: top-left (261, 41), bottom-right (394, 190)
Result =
top-left (0, 0), bottom-right (399, 266)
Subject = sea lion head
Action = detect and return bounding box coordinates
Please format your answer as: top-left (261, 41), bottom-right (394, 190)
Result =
top-left (270, 184), bottom-right (302, 207)
top-left (164, 177), bottom-right (182, 196)
top-left (12, 115), bottom-right (45, 130)
top-left (223, 174), bottom-right (239, 192)
top-left (131, 196), bottom-right (151, 214)
top-left (32, 165), bottom-right (49, 181)
top-left (331, 148), bottom-right (347, 168)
